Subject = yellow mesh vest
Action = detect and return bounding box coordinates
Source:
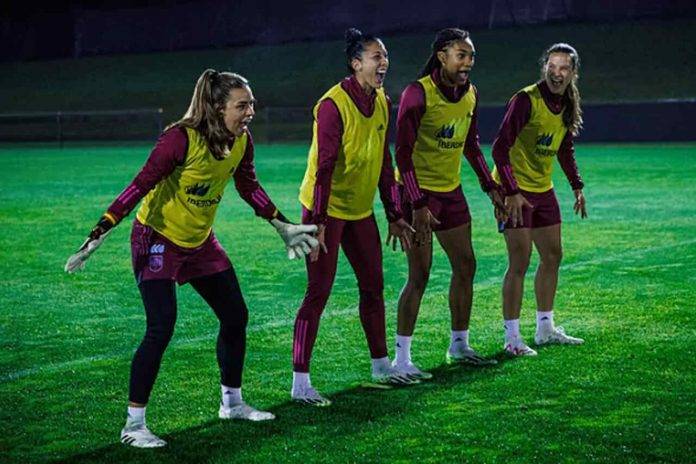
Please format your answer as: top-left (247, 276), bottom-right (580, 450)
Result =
top-left (136, 127), bottom-right (248, 248)
top-left (299, 84), bottom-right (389, 220)
top-left (492, 84), bottom-right (568, 192)
top-left (395, 76), bottom-right (476, 192)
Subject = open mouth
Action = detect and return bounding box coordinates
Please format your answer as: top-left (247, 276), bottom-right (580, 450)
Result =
top-left (375, 70), bottom-right (387, 84)
top-left (549, 77), bottom-right (564, 87)
top-left (238, 118), bottom-right (253, 132)
top-left (458, 70), bottom-right (470, 81)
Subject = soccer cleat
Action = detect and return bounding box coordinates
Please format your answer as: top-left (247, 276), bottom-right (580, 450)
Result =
top-left (372, 365), bottom-right (420, 385)
top-left (291, 386), bottom-right (332, 407)
top-left (120, 424), bottom-right (167, 448)
top-left (391, 360), bottom-right (433, 380)
top-left (219, 402), bottom-right (275, 421)
top-left (534, 326), bottom-right (584, 346)
top-left (504, 338), bottom-right (538, 357)
top-left (446, 346), bottom-right (497, 365)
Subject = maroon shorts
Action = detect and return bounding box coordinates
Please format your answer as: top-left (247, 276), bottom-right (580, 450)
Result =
top-left (400, 185), bottom-right (471, 232)
top-left (130, 220), bottom-right (232, 285)
top-left (505, 188), bottom-right (561, 229)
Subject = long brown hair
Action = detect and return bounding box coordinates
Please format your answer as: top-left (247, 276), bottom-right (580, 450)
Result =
top-left (540, 43), bottom-right (583, 136)
top-left (167, 69), bottom-right (250, 159)
top-left (419, 28), bottom-right (470, 78)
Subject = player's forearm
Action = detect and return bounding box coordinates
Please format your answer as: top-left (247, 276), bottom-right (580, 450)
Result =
top-left (557, 134), bottom-right (584, 190)
top-left (377, 144), bottom-right (403, 223)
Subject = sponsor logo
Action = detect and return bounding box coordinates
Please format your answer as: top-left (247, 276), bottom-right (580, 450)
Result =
top-left (187, 194), bottom-right (222, 207)
top-left (435, 121), bottom-right (464, 149)
top-left (435, 124), bottom-right (456, 139)
top-left (149, 244), bottom-right (165, 254)
top-left (536, 133), bottom-right (553, 147)
top-left (185, 183), bottom-right (211, 196)
top-left (148, 255), bottom-right (163, 273)
top-left (534, 147), bottom-right (558, 157)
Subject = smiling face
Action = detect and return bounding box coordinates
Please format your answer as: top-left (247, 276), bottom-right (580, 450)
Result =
top-left (351, 39), bottom-right (389, 92)
top-left (221, 86), bottom-right (256, 136)
top-left (544, 52), bottom-right (575, 95)
top-left (438, 38), bottom-right (476, 87)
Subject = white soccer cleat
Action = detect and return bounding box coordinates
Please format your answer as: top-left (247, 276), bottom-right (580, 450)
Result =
top-left (219, 402), bottom-right (275, 421)
top-left (504, 338), bottom-right (538, 357)
top-left (534, 326), bottom-right (584, 346)
top-left (291, 386), bottom-right (332, 407)
top-left (120, 424), bottom-right (167, 448)
top-left (372, 365), bottom-right (420, 385)
top-left (446, 346), bottom-right (498, 365)
top-left (391, 360), bottom-right (433, 380)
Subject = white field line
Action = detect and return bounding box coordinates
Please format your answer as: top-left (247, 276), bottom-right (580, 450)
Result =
top-left (2, 238), bottom-right (694, 384)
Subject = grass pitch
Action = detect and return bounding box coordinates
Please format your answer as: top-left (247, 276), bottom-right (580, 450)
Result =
top-left (0, 142), bottom-right (694, 463)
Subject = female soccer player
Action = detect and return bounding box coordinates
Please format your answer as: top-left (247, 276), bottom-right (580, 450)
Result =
top-left (65, 69), bottom-right (318, 447)
top-left (392, 28), bottom-right (504, 379)
top-left (291, 28), bottom-right (416, 406)
top-left (492, 43), bottom-right (587, 356)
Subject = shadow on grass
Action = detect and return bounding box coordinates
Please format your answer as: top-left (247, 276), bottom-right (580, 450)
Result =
top-left (56, 353), bottom-right (519, 464)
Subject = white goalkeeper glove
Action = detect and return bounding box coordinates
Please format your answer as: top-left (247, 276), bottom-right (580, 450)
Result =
top-left (64, 215), bottom-right (115, 273)
top-left (270, 218), bottom-right (319, 260)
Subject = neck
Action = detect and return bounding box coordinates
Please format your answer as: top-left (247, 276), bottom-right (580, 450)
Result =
top-left (354, 74), bottom-right (374, 95)
top-left (438, 68), bottom-right (457, 88)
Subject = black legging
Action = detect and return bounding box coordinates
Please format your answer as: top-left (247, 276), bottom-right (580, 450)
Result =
top-left (128, 268), bottom-right (248, 404)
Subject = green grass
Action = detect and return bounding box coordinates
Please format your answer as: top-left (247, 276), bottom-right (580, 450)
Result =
top-left (1, 18), bottom-right (695, 125)
top-left (0, 142), bottom-right (695, 463)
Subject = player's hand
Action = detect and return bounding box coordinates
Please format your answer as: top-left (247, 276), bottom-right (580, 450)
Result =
top-left (386, 218), bottom-right (415, 252)
top-left (573, 189), bottom-right (587, 219)
top-left (488, 188), bottom-right (507, 223)
top-left (64, 215), bottom-right (115, 273)
top-left (412, 206), bottom-right (440, 247)
top-left (270, 219), bottom-right (319, 260)
top-left (309, 224), bottom-right (328, 263)
top-left (505, 193), bottom-right (532, 228)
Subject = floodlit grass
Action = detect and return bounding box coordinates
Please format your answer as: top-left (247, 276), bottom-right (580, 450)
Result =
top-left (0, 142), bottom-right (694, 463)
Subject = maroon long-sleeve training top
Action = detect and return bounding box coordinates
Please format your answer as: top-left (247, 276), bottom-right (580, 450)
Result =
top-left (491, 80), bottom-right (584, 195)
top-left (106, 127), bottom-right (279, 223)
top-left (310, 75), bottom-right (402, 226)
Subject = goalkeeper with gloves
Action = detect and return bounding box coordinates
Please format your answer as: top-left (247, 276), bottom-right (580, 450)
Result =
top-left (65, 69), bottom-right (318, 449)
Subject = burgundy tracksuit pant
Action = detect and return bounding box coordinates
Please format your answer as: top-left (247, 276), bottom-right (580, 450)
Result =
top-left (292, 211), bottom-right (388, 372)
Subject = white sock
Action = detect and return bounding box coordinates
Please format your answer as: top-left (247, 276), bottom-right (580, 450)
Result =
top-left (450, 330), bottom-right (469, 349)
top-left (126, 406), bottom-right (146, 427)
top-left (537, 311), bottom-right (554, 331)
top-left (504, 319), bottom-right (521, 341)
top-left (292, 372), bottom-right (311, 392)
top-left (371, 356), bottom-right (391, 373)
top-left (221, 384), bottom-right (242, 407)
top-left (394, 335), bottom-right (412, 365)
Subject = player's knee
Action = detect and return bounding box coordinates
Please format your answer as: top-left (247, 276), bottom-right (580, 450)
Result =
top-left (407, 269), bottom-right (430, 294)
top-left (358, 287), bottom-right (384, 312)
top-left (542, 247), bottom-right (563, 268)
top-left (144, 321), bottom-right (175, 349)
top-left (507, 258), bottom-right (530, 277)
top-left (453, 254), bottom-right (476, 282)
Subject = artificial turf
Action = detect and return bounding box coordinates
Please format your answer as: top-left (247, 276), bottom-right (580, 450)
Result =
top-left (0, 142), bottom-right (694, 463)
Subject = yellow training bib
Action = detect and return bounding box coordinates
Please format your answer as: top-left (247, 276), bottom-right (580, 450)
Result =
top-left (299, 84), bottom-right (388, 220)
top-left (492, 83), bottom-right (568, 192)
top-left (396, 75), bottom-right (476, 192)
top-left (136, 127), bottom-right (247, 247)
